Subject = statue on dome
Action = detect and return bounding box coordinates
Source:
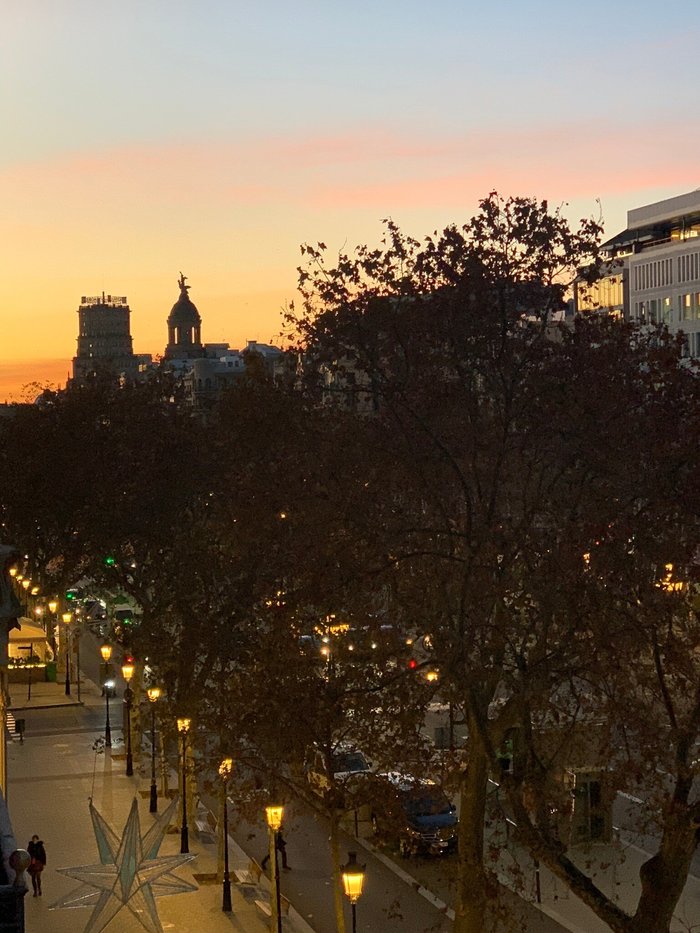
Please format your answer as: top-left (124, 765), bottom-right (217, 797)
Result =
top-left (178, 273), bottom-right (190, 294)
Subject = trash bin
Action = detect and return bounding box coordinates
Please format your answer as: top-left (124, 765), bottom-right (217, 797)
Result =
top-left (45, 661), bottom-right (57, 682)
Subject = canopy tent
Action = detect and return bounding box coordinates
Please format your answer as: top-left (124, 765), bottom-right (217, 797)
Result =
top-left (8, 618), bottom-right (52, 662)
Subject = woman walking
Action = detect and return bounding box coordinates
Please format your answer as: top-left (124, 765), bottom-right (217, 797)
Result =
top-left (27, 835), bottom-right (47, 896)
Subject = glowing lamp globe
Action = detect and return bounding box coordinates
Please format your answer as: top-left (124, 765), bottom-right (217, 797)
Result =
top-left (265, 805), bottom-right (284, 831)
top-left (341, 851), bottom-right (366, 903)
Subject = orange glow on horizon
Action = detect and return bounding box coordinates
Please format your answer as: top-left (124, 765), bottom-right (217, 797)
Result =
top-left (3, 129), bottom-right (698, 402)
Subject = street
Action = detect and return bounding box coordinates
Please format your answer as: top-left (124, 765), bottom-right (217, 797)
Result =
top-left (7, 675), bottom-right (568, 933)
top-left (8, 672), bottom-right (700, 933)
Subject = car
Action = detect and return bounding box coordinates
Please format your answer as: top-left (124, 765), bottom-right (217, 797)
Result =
top-left (370, 772), bottom-right (458, 857)
top-left (306, 745), bottom-right (371, 798)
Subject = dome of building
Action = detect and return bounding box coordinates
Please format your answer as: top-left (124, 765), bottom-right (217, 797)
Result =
top-left (164, 273), bottom-right (204, 360)
top-left (168, 288), bottom-right (201, 327)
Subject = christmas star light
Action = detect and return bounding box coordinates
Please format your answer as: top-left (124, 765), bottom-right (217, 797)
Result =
top-left (50, 797), bottom-right (196, 933)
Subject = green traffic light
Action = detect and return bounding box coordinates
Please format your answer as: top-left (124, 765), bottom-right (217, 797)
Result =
top-left (104, 556), bottom-right (116, 567)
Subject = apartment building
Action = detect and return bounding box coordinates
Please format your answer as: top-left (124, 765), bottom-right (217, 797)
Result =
top-left (577, 189), bottom-right (700, 355)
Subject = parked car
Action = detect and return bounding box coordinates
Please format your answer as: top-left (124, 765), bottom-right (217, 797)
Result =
top-left (306, 745), bottom-right (371, 798)
top-left (370, 772), bottom-right (458, 857)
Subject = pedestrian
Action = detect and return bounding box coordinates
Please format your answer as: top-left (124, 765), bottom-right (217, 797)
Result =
top-left (261, 829), bottom-right (290, 870)
top-left (27, 835), bottom-right (47, 896)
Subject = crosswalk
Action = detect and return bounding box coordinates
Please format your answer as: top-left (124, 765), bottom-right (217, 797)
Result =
top-left (5, 711), bottom-right (22, 742)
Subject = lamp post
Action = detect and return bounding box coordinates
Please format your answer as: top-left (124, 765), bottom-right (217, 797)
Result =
top-left (22, 578), bottom-right (30, 616)
top-left (62, 611), bottom-right (72, 695)
top-left (341, 851), bottom-right (366, 933)
top-left (48, 599), bottom-right (58, 657)
top-left (121, 661), bottom-right (135, 776)
top-left (100, 644), bottom-right (113, 747)
top-left (147, 687), bottom-right (161, 812)
top-left (265, 804), bottom-right (284, 933)
top-left (219, 758), bottom-right (233, 913)
top-left (177, 718), bottom-right (191, 854)
top-left (74, 610), bottom-right (82, 702)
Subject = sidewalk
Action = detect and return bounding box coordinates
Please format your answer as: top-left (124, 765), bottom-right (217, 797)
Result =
top-left (6, 676), bottom-right (315, 933)
top-left (8, 678), bottom-right (86, 712)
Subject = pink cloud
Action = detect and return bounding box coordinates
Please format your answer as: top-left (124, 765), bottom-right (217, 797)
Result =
top-left (2, 121), bottom-right (699, 217)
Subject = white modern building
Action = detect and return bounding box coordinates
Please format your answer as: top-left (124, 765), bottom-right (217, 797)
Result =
top-left (578, 189), bottom-right (700, 355)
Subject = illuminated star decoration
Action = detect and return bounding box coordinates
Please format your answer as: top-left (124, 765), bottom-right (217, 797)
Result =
top-left (50, 797), bottom-right (196, 933)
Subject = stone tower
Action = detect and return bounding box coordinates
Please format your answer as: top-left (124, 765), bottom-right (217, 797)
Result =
top-left (164, 273), bottom-right (204, 360)
top-left (72, 293), bottom-right (138, 383)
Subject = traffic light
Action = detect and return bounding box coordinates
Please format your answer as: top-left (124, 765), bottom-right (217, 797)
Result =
top-left (65, 588), bottom-right (79, 601)
top-left (104, 556), bottom-right (116, 567)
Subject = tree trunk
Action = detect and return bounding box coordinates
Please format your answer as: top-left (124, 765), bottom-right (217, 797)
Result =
top-left (454, 724), bottom-right (491, 933)
top-left (217, 783), bottom-right (225, 882)
top-left (158, 729), bottom-right (168, 797)
top-left (506, 788), bottom-right (698, 933)
top-left (630, 807), bottom-right (698, 933)
top-left (329, 809), bottom-right (346, 933)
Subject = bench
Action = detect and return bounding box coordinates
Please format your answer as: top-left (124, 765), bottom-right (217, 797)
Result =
top-left (194, 817), bottom-right (216, 842)
top-left (255, 893), bottom-right (290, 918)
top-left (194, 808), bottom-right (217, 844)
top-left (233, 858), bottom-right (263, 886)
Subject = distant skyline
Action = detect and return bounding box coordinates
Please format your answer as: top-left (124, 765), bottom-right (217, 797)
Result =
top-left (3, 0), bottom-right (700, 400)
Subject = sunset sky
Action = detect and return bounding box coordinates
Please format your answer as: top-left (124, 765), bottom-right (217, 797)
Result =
top-left (2, 0), bottom-right (699, 400)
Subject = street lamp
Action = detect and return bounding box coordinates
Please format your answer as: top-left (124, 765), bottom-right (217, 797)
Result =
top-left (265, 804), bottom-right (284, 933)
top-left (21, 578), bottom-right (30, 616)
top-left (62, 611), bottom-right (72, 695)
top-left (47, 599), bottom-right (58, 656)
top-left (147, 687), bottom-right (161, 812)
top-left (341, 851), bottom-right (366, 933)
top-left (100, 645), bottom-right (113, 747)
top-left (121, 661), bottom-right (135, 776)
top-left (177, 718), bottom-right (191, 854)
top-left (219, 757), bottom-right (233, 913)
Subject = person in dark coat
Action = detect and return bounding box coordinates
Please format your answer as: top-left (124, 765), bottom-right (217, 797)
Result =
top-left (261, 829), bottom-right (289, 870)
top-left (27, 835), bottom-right (47, 896)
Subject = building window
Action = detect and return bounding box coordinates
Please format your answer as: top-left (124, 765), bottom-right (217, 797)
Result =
top-left (662, 297), bottom-right (672, 323)
top-left (679, 294), bottom-right (692, 321)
